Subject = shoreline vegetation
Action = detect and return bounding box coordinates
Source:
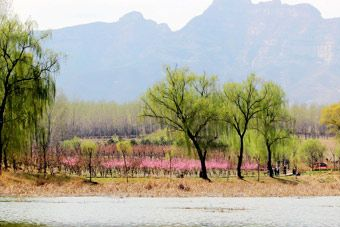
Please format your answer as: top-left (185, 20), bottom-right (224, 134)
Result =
top-left (1, 11), bottom-right (340, 201)
top-left (1, 171), bottom-right (340, 198)
top-left (0, 222), bottom-right (44, 227)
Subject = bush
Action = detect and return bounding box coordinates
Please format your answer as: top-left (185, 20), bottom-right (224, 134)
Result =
top-left (299, 139), bottom-right (326, 169)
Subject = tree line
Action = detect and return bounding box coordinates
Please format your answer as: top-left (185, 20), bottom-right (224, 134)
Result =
top-left (141, 67), bottom-right (340, 180)
top-left (0, 10), bottom-right (338, 180)
top-left (141, 67), bottom-right (291, 180)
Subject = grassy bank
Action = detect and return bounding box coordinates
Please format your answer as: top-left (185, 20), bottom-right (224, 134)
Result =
top-left (0, 222), bottom-right (44, 227)
top-left (0, 171), bottom-right (340, 197)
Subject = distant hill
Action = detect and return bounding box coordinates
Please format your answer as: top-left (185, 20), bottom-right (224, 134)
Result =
top-left (46, 0), bottom-right (340, 104)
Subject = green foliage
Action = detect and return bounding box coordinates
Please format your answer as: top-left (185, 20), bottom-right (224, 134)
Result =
top-left (139, 128), bottom-right (192, 148)
top-left (299, 139), bottom-right (326, 168)
top-left (0, 16), bottom-right (59, 174)
top-left (164, 148), bottom-right (175, 160)
top-left (221, 74), bottom-right (269, 177)
top-left (80, 140), bottom-right (97, 154)
top-left (142, 66), bottom-right (219, 143)
top-left (142, 66), bottom-right (219, 180)
top-left (62, 137), bottom-right (81, 152)
top-left (220, 127), bottom-right (240, 152)
top-left (49, 93), bottom-right (69, 145)
top-left (116, 140), bottom-right (132, 155)
top-left (222, 75), bottom-right (264, 136)
top-left (257, 82), bottom-right (290, 145)
top-left (116, 140), bottom-right (132, 183)
top-left (244, 130), bottom-right (266, 162)
top-left (287, 136), bottom-right (303, 167)
top-left (140, 129), bottom-right (173, 145)
top-left (257, 81), bottom-right (292, 174)
top-left (335, 146), bottom-right (340, 162)
top-left (108, 135), bottom-right (120, 144)
top-left (320, 103), bottom-right (340, 135)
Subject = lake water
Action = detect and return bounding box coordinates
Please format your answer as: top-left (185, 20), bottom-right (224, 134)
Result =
top-left (0, 196), bottom-right (340, 227)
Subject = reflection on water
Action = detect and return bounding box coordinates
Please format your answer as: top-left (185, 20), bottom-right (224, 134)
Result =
top-left (0, 197), bottom-right (340, 227)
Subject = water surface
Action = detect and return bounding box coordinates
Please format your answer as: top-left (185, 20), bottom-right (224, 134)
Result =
top-left (0, 197), bottom-right (339, 227)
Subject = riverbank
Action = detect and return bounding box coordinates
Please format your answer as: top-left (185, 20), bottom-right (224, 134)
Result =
top-left (0, 222), bottom-right (44, 227)
top-left (0, 171), bottom-right (340, 197)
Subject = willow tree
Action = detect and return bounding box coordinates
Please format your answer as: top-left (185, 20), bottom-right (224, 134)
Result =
top-left (35, 93), bottom-right (66, 177)
top-left (80, 140), bottom-right (97, 182)
top-left (320, 104), bottom-right (340, 170)
top-left (0, 17), bottom-right (59, 175)
top-left (257, 82), bottom-right (291, 177)
top-left (142, 67), bottom-right (219, 181)
top-left (35, 112), bottom-right (52, 177)
top-left (335, 146), bottom-right (340, 171)
top-left (222, 75), bottom-right (268, 179)
top-left (299, 139), bottom-right (326, 170)
top-left (49, 93), bottom-right (69, 145)
top-left (62, 137), bottom-right (81, 153)
top-left (320, 103), bottom-right (340, 134)
top-left (244, 130), bottom-right (265, 182)
top-left (116, 140), bottom-right (132, 183)
top-left (2, 113), bottom-right (31, 171)
top-left (287, 136), bottom-right (301, 177)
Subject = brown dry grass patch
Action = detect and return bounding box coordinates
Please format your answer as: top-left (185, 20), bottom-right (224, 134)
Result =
top-left (0, 171), bottom-right (340, 197)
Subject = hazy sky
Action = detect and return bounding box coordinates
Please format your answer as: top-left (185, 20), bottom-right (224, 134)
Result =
top-left (11, 0), bottom-right (340, 30)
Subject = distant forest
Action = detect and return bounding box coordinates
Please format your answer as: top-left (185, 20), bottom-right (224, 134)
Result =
top-left (51, 94), bottom-right (327, 142)
top-left (48, 94), bottom-right (160, 142)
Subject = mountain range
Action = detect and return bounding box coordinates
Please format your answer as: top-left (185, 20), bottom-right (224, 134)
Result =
top-left (46, 0), bottom-right (340, 104)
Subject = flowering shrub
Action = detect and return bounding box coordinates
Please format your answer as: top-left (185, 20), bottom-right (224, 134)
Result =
top-left (99, 158), bottom-right (256, 175)
top-left (55, 144), bottom-right (258, 177)
top-left (61, 157), bottom-right (79, 167)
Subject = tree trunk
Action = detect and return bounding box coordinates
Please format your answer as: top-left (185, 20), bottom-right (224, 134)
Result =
top-left (169, 157), bottom-right (172, 178)
top-left (199, 155), bottom-right (209, 180)
top-left (0, 115), bottom-right (3, 176)
top-left (0, 84), bottom-right (9, 176)
top-left (237, 136), bottom-right (244, 179)
top-left (267, 143), bottom-right (274, 178)
top-left (44, 113), bottom-right (51, 177)
top-left (0, 143), bottom-right (2, 175)
top-left (12, 158), bottom-right (16, 172)
top-left (4, 148), bottom-right (8, 170)
top-left (89, 151), bottom-right (92, 182)
top-left (191, 138), bottom-right (210, 181)
top-left (123, 153), bottom-right (128, 183)
top-left (56, 145), bottom-right (61, 173)
top-left (43, 147), bottom-right (47, 177)
top-left (295, 165), bottom-right (298, 180)
top-left (257, 159), bottom-right (260, 182)
top-left (186, 130), bottom-right (211, 181)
